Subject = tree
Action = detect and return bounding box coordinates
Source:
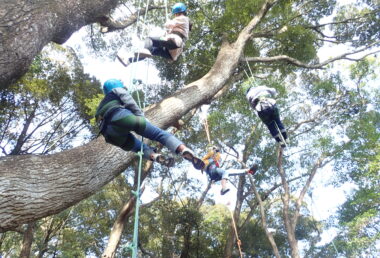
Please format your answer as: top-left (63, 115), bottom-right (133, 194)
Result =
top-left (0, 1), bottom-right (379, 256)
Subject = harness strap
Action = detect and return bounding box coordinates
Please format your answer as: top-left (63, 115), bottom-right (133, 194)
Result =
top-left (172, 31), bottom-right (186, 39)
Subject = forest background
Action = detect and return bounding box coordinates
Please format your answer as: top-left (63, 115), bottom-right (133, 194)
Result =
top-left (0, 0), bottom-right (379, 257)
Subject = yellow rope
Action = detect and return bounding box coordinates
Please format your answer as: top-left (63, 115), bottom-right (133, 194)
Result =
top-left (203, 117), bottom-right (211, 144)
top-left (230, 209), bottom-right (243, 258)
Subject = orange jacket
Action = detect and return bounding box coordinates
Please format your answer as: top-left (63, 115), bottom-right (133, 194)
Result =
top-left (201, 149), bottom-right (221, 167)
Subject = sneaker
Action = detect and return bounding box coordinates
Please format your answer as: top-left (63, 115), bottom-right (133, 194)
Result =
top-left (151, 153), bottom-right (175, 167)
top-left (180, 147), bottom-right (205, 170)
top-left (248, 164), bottom-right (258, 175)
top-left (134, 48), bottom-right (152, 59)
top-left (116, 53), bottom-right (131, 67)
top-left (220, 188), bottom-right (230, 195)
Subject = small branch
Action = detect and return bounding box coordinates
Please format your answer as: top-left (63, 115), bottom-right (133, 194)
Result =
top-left (243, 42), bottom-right (380, 69)
top-left (250, 176), bottom-right (281, 258)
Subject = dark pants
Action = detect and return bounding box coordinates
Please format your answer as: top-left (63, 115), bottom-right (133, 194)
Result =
top-left (257, 103), bottom-right (287, 142)
top-left (102, 109), bottom-right (183, 159)
top-left (129, 37), bottom-right (179, 62)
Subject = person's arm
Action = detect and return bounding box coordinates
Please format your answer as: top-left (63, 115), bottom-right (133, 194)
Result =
top-left (112, 88), bottom-right (144, 116)
top-left (267, 87), bottom-right (278, 98)
top-left (202, 150), bottom-right (214, 161)
top-left (164, 17), bottom-right (176, 31)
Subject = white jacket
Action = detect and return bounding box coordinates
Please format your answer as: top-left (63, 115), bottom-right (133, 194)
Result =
top-left (164, 15), bottom-right (190, 61)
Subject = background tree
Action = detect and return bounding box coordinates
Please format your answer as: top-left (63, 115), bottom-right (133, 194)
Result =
top-left (0, 0), bottom-right (379, 257)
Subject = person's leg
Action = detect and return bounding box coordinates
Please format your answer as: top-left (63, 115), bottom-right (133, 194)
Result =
top-left (258, 109), bottom-right (281, 142)
top-left (105, 109), bottom-right (174, 165)
top-left (103, 121), bottom-right (154, 160)
top-left (216, 168), bottom-right (230, 195)
top-left (116, 52), bottom-right (146, 67)
top-left (142, 120), bottom-right (183, 153)
top-left (148, 37), bottom-right (179, 50)
top-left (141, 37), bottom-right (177, 60)
top-left (228, 168), bottom-right (251, 176)
top-left (273, 105), bottom-right (288, 140)
top-left (136, 117), bottom-right (204, 169)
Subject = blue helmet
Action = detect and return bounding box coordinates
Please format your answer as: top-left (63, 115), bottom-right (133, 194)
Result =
top-left (103, 79), bottom-right (124, 95)
top-left (172, 2), bottom-right (187, 14)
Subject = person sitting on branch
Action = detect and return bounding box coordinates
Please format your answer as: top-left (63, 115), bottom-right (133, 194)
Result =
top-left (95, 79), bottom-right (204, 169)
top-left (201, 146), bottom-right (258, 195)
top-left (117, 2), bottom-right (190, 67)
top-left (244, 84), bottom-right (288, 147)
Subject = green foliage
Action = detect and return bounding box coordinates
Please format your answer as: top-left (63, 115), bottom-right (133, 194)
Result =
top-left (334, 2), bottom-right (380, 46)
top-left (0, 44), bottom-right (102, 155)
top-left (270, 25), bottom-right (317, 62)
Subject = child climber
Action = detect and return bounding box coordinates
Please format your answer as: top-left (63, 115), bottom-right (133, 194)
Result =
top-left (117, 2), bottom-right (190, 66)
top-left (201, 146), bottom-right (258, 195)
top-left (96, 79), bottom-right (204, 169)
top-left (244, 85), bottom-right (288, 147)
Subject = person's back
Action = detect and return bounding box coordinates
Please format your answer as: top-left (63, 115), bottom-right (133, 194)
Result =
top-left (246, 86), bottom-right (277, 111)
top-left (244, 85), bottom-right (288, 147)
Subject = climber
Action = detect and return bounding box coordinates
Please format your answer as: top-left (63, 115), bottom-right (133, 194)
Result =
top-left (244, 84), bottom-right (288, 147)
top-left (117, 2), bottom-right (191, 66)
top-left (95, 79), bottom-right (204, 169)
top-left (201, 146), bottom-right (258, 195)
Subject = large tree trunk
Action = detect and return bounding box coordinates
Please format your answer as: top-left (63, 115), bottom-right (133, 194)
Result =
top-left (0, 0), bottom-right (118, 89)
top-left (0, 0), bottom-right (276, 232)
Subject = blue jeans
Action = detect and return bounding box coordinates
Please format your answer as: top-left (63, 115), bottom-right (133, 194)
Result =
top-left (103, 109), bottom-right (183, 159)
top-left (206, 163), bottom-right (229, 182)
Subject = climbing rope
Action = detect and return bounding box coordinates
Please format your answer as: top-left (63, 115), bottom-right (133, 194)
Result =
top-left (123, 0), bottom-right (171, 255)
top-left (124, 1), bottom-right (150, 255)
top-left (229, 209), bottom-right (243, 258)
top-left (203, 115), bottom-right (211, 144)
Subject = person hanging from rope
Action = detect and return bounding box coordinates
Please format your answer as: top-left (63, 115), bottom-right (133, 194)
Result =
top-left (243, 84), bottom-right (289, 147)
top-left (96, 79), bottom-right (205, 169)
top-left (117, 2), bottom-right (191, 67)
top-left (201, 146), bottom-right (258, 195)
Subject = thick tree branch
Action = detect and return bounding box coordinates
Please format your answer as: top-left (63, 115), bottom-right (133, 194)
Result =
top-left (98, 5), bottom-right (165, 33)
top-left (0, 0), bottom-right (278, 232)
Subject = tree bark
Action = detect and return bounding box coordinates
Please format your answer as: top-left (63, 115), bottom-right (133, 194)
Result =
top-left (19, 222), bottom-right (36, 258)
top-left (250, 179), bottom-right (281, 258)
top-left (0, 0), bottom-right (119, 89)
top-left (277, 148), bottom-right (300, 258)
top-left (0, 0), bottom-right (275, 232)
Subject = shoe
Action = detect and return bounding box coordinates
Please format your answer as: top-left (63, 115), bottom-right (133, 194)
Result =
top-left (116, 53), bottom-right (131, 67)
top-left (151, 153), bottom-right (175, 167)
top-left (180, 147), bottom-right (205, 170)
top-left (134, 48), bottom-right (152, 59)
top-left (248, 164), bottom-right (258, 175)
top-left (220, 188), bottom-right (230, 195)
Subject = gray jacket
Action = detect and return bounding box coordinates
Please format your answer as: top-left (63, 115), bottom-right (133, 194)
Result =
top-left (95, 87), bottom-right (144, 121)
top-left (246, 86), bottom-right (277, 112)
